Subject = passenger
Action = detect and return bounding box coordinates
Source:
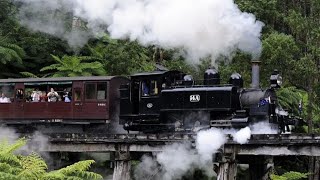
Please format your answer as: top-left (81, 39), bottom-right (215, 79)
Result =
top-left (142, 81), bottom-right (149, 96)
top-left (25, 91), bottom-right (32, 102)
top-left (47, 88), bottom-right (59, 102)
top-left (16, 89), bottom-right (24, 100)
top-left (63, 91), bottom-right (71, 102)
top-left (40, 91), bottom-right (47, 102)
top-left (31, 89), bottom-right (40, 102)
top-left (0, 93), bottom-right (10, 103)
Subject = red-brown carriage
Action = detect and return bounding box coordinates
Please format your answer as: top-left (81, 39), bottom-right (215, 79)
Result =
top-left (0, 76), bottom-right (128, 133)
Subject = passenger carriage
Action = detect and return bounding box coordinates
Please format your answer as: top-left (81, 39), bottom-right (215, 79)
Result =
top-left (0, 76), bottom-right (128, 133)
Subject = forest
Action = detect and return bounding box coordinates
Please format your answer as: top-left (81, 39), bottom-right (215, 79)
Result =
top-left (0, 0), bottom-right (319, 179)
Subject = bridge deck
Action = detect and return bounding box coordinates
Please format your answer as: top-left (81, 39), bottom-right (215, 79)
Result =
top-left (37, 133), bottom-right (320, 156)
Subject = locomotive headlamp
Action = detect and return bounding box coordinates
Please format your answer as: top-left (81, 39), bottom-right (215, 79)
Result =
top-left (270, 69), bottom-right (282, 88)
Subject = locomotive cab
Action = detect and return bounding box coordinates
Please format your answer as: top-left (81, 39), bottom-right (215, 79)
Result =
top-left (119, 70), bottom-right (184, 131)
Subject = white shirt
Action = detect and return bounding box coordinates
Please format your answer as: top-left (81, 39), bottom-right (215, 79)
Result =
top-left (0, 97), bottom-right (10, 103)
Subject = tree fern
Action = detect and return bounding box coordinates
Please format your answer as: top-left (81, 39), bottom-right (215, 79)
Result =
top-left (276, 86), bottom-right (305, 115)
top-left (0, 138), bottom-right (27, 154)
top-left (0, 35), bottom-right (25, 64)
top-left (19, 72), bottom-right (39, 78)
top-left (41, 55), bottom-right (106, 77)
top-left (18, 153), bottom-right (47, 180)
top-left (56, 160), bottom-right (103, 180)
top-left (0, 139), bottom-right (103, 180)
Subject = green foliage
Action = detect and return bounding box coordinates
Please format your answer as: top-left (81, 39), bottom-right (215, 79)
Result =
top-left (276, 86), bottom-right (305, 115)
top-left (261, 32), bottom-right (299, 86)
top-left (0, 139), bottom-right (103, 180)
top-left (218, 52), bottom-right (252, 86)
top-left (40, 55), bottom-right (106, 77)
top-left (86, 34), bottom-right (155, 75)
top-left (271, 171), bottom-right (308, 180)
top-left (44, 160), bottom-right (103, 180)
top-left (0, 36), bottom-right (25, 64)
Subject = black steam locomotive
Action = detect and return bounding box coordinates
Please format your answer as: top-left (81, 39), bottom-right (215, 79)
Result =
top-left (119, 62), bottom-right (299, 133)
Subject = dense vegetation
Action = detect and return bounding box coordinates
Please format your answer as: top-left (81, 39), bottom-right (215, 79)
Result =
top-left (0, 0), bottom-right (319, 178)
top-left (0, 138), bottom-right (103, 180)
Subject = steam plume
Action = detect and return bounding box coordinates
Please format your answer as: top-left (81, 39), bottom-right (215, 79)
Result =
top-left (134, 122), bottom-right (279, 179)
top-left (134, 128), bottom-right (226, 179)
top-left (0, 126), bottom-right (49, 155)
top-left (15, 0), bottom-right (264, 63)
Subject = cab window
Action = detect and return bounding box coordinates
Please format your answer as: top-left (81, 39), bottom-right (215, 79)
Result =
top-left (141, 80), bottom-right (158, 97)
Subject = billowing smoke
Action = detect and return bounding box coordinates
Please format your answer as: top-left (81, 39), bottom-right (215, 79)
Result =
top-left (15, 0), bottom-right (264, 63)
top-left (134, 128), bottom-right (226, 179)
top-left (134, 122), bottom-right (279, 179)
top-left (0, 126), bottom-right (49, 155)
top-left (250, 121), bottom-right (278, 134)
top-left (232, 127), bottom-right (251, 144)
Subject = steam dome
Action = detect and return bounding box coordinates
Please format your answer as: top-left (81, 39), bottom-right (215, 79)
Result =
top-left (229, 73), bottom-right (243, 88)
top-left (204, 68), bottom-right (220, 85)
top-left (183, 75), bottom-right (194, 86)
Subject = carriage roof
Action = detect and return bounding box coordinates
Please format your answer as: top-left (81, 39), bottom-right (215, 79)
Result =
top-left (0, 76), bottom-right (118, 83)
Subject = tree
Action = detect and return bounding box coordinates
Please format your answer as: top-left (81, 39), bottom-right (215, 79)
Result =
top-left (86, 35), bottom-right (155, 75)
top-left (0, 35), bottom-right (25, 65)
top-left (40, 55), bottom-right (106, 77)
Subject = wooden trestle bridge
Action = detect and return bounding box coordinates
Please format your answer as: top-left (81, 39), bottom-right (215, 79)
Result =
top-left (33, 133), bottom-right (320, 180)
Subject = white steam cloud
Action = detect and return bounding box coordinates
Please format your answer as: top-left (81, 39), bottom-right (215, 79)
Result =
top-left (135, 122), bottom-right (279, 179)
top-left (0, 126), bottom-right (49, 155)
top-left (135, 128), bottom-right (226, 180)
top-left (232, 127), bottom-right (251, 144)
top-left (15, 0), bottom-right (264, 63)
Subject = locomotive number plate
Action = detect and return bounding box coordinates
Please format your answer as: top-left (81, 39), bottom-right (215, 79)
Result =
top-left (190, 94), bottom-right (200, 102)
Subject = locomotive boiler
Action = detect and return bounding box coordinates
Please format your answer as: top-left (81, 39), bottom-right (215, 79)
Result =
top-left (119, 61), bottom-right (298, 133)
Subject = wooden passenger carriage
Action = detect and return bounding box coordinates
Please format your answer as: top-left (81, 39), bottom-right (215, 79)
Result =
top-left (0, 76), bottom-right (128, 127)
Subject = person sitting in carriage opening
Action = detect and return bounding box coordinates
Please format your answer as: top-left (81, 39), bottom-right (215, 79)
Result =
top-left (40, 91), bottom-right (47, 102)
top-left (63, 91), bottom-right (71, 102)
top-left (0, 93), bottom-right (10, 103)
top-left (47, 88), bottom-right (59, 102)
top-left (31, 88), bottom-right (41, 102)
top-left (16, 89), bottom-right (24, 101)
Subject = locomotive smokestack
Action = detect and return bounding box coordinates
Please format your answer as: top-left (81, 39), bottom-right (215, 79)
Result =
top-left (251, 60), bottom-right (261, 88)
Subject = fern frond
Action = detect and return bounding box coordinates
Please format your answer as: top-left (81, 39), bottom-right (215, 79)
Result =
top-left (20, 72), bottom-right (39, 78)
top-left (0, 154), bottom-right (21, 167)
top-left (40, 64), bottom-right (60, 72)
top-left (0, 171), bottom-right (21, 180)
top-left (58, 160), bottom-right (95, 174)
top-left (1, 138), bottom-right (27, 154)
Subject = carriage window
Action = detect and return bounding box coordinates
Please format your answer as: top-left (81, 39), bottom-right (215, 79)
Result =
top-left (74, 89), bottom-right (81, 101)
top-left (85, 83), bottom-right (96, 99)
top-left (0, 84), bottom-right (14, 103)
top-left (97, 83), bottom-right (107, 100)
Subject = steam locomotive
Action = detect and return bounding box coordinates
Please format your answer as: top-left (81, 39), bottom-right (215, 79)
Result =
top-left (0, 62), bottom-right (299, 134)
top-left (119, 62), bottom-right (300, 133)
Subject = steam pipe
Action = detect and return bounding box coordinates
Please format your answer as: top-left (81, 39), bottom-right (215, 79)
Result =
top-left (251, 60), bottom-right (261, 88)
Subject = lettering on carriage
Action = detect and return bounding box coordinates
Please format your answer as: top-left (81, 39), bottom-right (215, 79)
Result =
top-left (190, 94), bottom-right (200, 102)
top-left (98, 103), bottom-right (106, 106)
top-left (50, 119), bottom-right (63, 122)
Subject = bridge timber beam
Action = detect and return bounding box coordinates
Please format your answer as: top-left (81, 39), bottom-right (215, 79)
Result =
top-left (42, 133), bottom-right (320, 156)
